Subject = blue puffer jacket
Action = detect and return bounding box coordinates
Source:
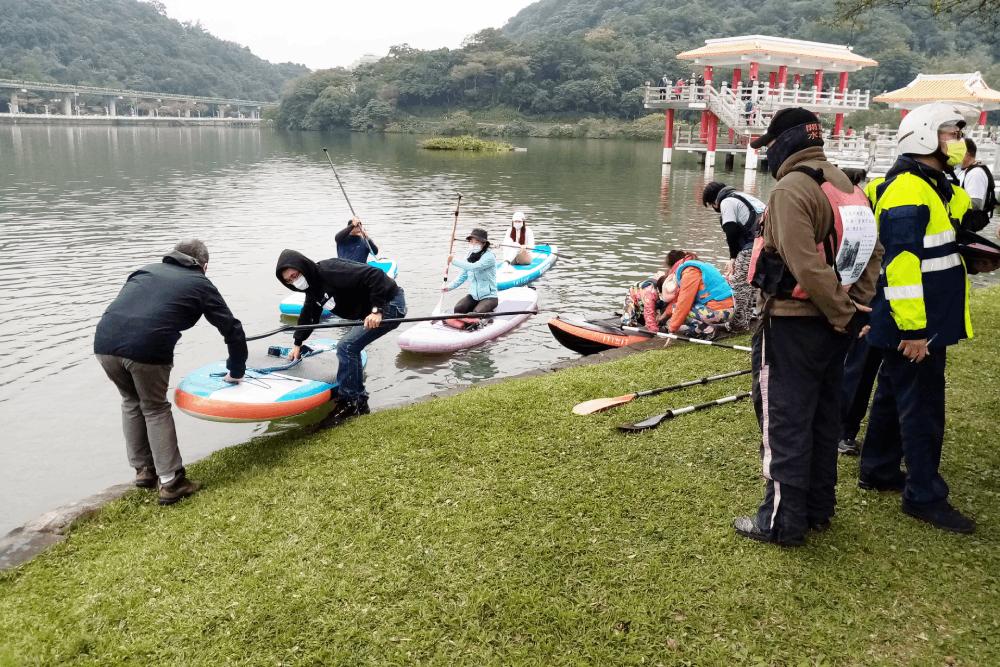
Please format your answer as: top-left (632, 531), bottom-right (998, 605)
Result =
top-left (448, 249), bottom-right (498, 300)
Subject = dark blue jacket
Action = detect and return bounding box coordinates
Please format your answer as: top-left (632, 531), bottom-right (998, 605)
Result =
top-left (94, 251), bottom-right (247, 376)
top-left (335, 223), bottom-right (378, 264)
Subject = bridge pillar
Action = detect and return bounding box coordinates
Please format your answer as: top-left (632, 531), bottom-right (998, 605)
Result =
top-left (745, 138), bottom-right (760, 171)
top-left (833, 71), bottom-right (849, 137)
top-left (662, 109), bottom-right (674, 164)
top-left (61, 94), bottom-right (73, 116)
top-left (705, 112), bottom-right (718, 173)
top-left (7, 92), bottom-right (19, 114)
top-left (104, 96), bottom-right (117, 116)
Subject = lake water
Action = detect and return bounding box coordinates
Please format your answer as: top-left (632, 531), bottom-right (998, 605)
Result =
top-left (0, 124), bottom-right (793, 535)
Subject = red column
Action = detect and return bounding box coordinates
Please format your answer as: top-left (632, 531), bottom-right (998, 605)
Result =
top-left (664, 109), bottom-right (675, 148)
top-left (793, 73), bottom-right (802, 87)
top-left (900, 109), bottom-right (908, 119)
top-left (979, 110), bottom-right (988, 126)
top-left (700, 111), bottom-right (709, 142)
top-left (768, 71), bottom-right (777, 92)
top-left (777, 65), bottom-right (788, 87)
top-left (833, 71), bottom-right (849, 137)
top-left (749, 61), bottom-right (759, 80)
top-left (732, 67), bottom-right (742, 90)
top-left (707, 113), bottom-right (718, 152)
top-left (813, 69), bottom-right (823, 89)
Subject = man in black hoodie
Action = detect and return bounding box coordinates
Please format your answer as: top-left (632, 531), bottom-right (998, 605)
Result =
top-left (276, 249), bottom-right (407, 426)
top-left (95, 239), bottom-right (247, 505)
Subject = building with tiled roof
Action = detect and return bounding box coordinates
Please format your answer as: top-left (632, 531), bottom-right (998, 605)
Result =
top-left (874, 72), bottom-right (1000, 125)
top-left (677, 35), bottom-right (878, 72)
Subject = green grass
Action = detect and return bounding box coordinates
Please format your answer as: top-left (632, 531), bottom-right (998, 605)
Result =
top-left (2, 290), bottom-right (1000, 665)
top-left (418, 135), bottom-right (514, 151)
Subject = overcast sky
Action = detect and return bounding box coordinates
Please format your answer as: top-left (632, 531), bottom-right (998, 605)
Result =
top-left (156, 0), bottom-right (537, 70)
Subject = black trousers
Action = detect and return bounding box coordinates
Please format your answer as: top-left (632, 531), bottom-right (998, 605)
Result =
top-left (859, 348), bottom-right (949, 507)
top-left (752, 316), bottom-right (851, 541)
top-left (839, 334), bottom-right (883, 441)
top-left (454, 295), bottom-right (498, 314)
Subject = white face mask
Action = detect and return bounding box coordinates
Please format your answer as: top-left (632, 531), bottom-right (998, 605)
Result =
top-left (513, 222), bottom-right (524, 230)
top-left (469, 243), bottom-right (482, 253)
top-left (291, 275), bottom-right (309, 290)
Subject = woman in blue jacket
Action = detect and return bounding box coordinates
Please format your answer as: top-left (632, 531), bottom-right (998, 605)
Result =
top-left (444, 228), bottom-right (498, 313)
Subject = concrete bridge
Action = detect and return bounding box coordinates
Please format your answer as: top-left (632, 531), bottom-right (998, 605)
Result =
top-left (0, 78), bottom-right (273, 120)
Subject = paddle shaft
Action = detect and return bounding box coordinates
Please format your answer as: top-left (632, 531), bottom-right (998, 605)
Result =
top-left (322, 148), bottom-right (376, 257)
top-left (247, 310), bottom-right (537, 341)
top-left (619, 392), bottom-right (752, 432)
top-left (436, 195), bottom-right (463, 311)
top-left (634, 369), bottom-right (752, 398)
top-left (623, 326), bottom-right (752, 352)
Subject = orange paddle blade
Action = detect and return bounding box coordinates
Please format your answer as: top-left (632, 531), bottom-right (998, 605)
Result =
top-left (572, 393), bottom-right (638, 415)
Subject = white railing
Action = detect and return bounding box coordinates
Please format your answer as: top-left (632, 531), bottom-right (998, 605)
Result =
top-left (644, 83), bottom-right (870, 113)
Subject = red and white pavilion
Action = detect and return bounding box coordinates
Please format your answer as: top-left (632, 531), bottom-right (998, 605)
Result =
top-left (645, 35), bottom-right (877, 171)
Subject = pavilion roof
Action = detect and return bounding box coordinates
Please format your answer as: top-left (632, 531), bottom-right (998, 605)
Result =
top-left (873, 72), bottom-right (1000, 110)
top-left (677, 35), bottom-right (877, 73)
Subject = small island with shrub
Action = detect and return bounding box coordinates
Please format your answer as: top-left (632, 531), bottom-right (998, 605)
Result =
top-left (419, 136), bottom-right (514, 152)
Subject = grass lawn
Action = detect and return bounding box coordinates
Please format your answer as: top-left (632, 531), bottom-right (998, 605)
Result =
top-left (2, 289), bottom-right (999, 665)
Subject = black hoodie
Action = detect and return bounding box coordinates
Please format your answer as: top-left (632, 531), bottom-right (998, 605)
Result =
top-left (94, 251), bottom-right (247, 376)
top-left (275, 249), bottom-right (400, 345)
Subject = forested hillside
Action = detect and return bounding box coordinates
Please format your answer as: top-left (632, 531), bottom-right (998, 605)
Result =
top-left (278, 0), bottom-right (999, 131)
top-left (0, 0), bottom-right (308, 100)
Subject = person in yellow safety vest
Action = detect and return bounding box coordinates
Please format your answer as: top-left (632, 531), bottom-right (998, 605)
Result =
top-left (859, 102), bottom-right (979, 534)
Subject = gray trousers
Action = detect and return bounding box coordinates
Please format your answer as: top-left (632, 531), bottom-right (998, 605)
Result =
top-left (96, 354), bottom-right (182, 476)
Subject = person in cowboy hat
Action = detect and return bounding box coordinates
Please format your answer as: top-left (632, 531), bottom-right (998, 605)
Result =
top-left (444, 228), bottom-right (499, 313)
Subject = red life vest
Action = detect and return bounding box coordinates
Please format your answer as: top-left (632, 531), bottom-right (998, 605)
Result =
top-left (748, 167), bottom-right (877, 300)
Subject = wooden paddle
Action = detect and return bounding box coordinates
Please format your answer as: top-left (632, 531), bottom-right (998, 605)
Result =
top-left (572, 369), bottom-right (751, 415)
top-left (618, 392), bottom-right (752, 433)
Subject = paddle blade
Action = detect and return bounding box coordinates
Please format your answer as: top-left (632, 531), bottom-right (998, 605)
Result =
top-left (572, 393), bottom-right (637, 415)
top-left (617, 412), bottom-right (670, 433)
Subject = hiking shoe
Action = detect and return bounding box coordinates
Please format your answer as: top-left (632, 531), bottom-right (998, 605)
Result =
top-left (733, 516), bottom-right (804, 547)
top-left (134, 466), bottom-right (157, 489)
top-left (858, 475), bottom-right (905, 492)
top-left (838, 438), bottom-right (860, 456)
top-left (158, 469), bottom-right (201, 506)
top-left (902, 501), bottom-right (976, 534)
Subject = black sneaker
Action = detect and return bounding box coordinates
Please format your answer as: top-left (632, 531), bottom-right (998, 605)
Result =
top-left (733, 516), bottom-right (805, 547)
top-left (838, 438), bottom-right (860, 456)
top-left (902, 501), bottom-right (976, 534)
top-left (858, 475), bottom-right (906, 492)
top-left (312, 398), bottom-right (365, 430)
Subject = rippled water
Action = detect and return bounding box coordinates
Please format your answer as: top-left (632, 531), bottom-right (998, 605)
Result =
top-left (0, 125), bottom-right (778, 534)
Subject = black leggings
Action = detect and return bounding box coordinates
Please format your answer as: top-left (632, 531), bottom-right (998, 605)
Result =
top-left (454, 295), bottom-right (498, 314)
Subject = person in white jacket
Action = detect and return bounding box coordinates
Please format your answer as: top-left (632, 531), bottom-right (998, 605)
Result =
top-left (500, 211), bottom-right (535, 265)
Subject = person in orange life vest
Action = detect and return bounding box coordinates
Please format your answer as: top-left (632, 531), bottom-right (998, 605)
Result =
top-left (662, 250), bottom-right (734, 339)
top-left (734, 107), bottom-right (882, 546)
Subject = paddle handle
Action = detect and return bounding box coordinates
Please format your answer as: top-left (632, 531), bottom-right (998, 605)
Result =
top-left (634, 369), bottom-right (752, 398)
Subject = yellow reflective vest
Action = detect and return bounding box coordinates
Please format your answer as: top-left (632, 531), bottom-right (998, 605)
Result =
top-left (868, 168), bottom-right (972, 348)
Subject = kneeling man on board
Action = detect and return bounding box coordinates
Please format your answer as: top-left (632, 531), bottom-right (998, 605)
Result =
top-left (276, 249), bottom-right (407, 427)
top-left (94, 239), bottom-right (247, 505)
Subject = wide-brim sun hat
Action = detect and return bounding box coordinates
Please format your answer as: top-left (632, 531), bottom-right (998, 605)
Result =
top-left (466, 228), bottom-right (489, 243)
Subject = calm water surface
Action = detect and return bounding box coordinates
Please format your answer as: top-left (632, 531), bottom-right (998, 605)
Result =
top-left (0, 125), bottom-right (780, 534)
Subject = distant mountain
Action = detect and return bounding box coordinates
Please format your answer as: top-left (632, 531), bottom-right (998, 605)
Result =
top-left (0, 0), bottom-right (309, 100)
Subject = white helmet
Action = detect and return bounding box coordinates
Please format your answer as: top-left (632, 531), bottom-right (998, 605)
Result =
top-left (896, 102), bottom-right (974, 155)
top-left (512, 211), bottom-right (526, 222)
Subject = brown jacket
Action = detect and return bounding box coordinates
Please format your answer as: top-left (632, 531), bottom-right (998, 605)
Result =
top-left (759, 146), bottom-right (883, 329)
